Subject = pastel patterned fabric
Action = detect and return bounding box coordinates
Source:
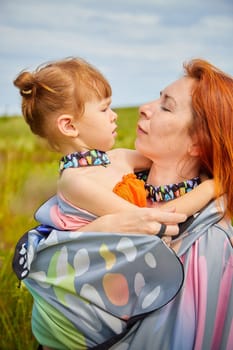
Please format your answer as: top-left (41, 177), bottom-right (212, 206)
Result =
top-left (13, 226), bottom-right (184, 349)
top-left (13, 196), bottom-right (233, 349)
top-left (108, 198), bottom-right (233, 350)
top-left (37, 194), bottom-right (97, 230)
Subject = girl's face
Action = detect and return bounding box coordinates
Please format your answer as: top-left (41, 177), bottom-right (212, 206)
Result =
top-left (75, 96), bottom-right (118, 152)
top-left (135, 77), bottom-right (198, 165)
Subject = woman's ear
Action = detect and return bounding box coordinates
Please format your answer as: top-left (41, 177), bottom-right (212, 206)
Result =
top-left (189, 143), bottom-right (200, 157)
top-left (57, 114), bottom-right (79, 137)
top-left (188, 135), bottom-right (200, 157)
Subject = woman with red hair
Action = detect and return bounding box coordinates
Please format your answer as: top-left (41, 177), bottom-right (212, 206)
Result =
top-left (113, 58), bottom-right (233, 349)
top-left (116, 58), bottom-right (233, 349)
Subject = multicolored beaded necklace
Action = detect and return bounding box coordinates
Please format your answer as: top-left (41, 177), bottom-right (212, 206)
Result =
top-left (59, 149), bottom-right (201, 202)
top-left (59, 149), bottom-right (111, 173)
top-left (144, 177), bottom-right (201, 202)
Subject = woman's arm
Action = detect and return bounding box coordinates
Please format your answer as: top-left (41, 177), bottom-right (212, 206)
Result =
top-left (79, 206), bottom-right (187, 236)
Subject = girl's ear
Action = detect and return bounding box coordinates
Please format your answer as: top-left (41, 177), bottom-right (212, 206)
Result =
top-left (57, 114), bottom-right (79, 137)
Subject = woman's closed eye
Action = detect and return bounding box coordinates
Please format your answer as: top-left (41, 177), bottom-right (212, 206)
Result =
top-left (161, 106), bottom-right (171, 112)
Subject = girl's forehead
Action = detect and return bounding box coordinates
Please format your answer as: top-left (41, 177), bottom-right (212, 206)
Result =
top-left (95, 96), bottom-right (112, 105)
top-left (85, 96), bottom-right (112, 107)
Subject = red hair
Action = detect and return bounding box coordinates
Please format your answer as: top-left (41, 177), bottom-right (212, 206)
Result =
top-left (184, 59), bottom-right (233, 215)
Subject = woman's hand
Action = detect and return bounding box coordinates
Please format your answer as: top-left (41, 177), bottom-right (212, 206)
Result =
top-left (80, 207), bottom-right (187, 237)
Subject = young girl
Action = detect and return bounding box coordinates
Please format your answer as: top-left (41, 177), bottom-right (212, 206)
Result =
top-left (14, 57), bottom-right (214, 237)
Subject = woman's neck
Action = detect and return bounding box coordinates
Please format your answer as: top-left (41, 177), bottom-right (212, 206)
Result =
top-left (147, 160), bottom-right (200, 187)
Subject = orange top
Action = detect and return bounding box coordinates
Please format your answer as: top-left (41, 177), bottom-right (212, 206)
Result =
top-left (113, 173), bottom-right (147, 207)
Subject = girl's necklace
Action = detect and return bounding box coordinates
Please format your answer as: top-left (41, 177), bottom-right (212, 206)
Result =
top-left (59, 149), bottom-right (111, 173)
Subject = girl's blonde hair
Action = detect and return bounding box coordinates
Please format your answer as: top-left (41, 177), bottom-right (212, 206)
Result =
top-left (14, 57), bottom-right (112, 138)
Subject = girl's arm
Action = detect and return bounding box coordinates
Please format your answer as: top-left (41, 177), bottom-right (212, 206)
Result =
top-left (58, 148), bottom-right (152, 217)
top-left (59, 170), bottom-right (163, 215)
top-left (161, 179), bottom-right (215, 217)
top-left (109, 148), bottom-right (152, 171)
top-left (58, 149), bottom-right (151, 217)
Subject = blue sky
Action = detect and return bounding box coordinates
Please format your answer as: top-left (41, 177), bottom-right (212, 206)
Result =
top-left (1, 0), bottom-right (233, 115)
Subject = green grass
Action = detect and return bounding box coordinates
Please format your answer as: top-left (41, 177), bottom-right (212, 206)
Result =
top-left (0, 107), bottom-right (138, 350)
top-left (0, 251), bottom-right (38, 350)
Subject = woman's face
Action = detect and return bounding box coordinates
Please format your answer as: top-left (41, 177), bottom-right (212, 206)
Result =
top-left (135, 77), bottom-right (198, 165)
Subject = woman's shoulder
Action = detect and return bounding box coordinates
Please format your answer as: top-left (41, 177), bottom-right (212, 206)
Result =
top-left (214, 216), bottom-right (233, 247)
top-left (175, 197), bottom-right (233, 255)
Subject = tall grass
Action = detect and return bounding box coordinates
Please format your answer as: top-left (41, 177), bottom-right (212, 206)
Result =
top-left (0, 107), bottom-right (138, 350)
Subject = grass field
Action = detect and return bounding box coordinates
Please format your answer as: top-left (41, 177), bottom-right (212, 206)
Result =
top-left (0, 107), bottom-right (139, 350)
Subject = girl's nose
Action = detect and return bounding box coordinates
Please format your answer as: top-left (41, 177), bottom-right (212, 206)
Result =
top-left (111, 109), bottom-right (118, 121)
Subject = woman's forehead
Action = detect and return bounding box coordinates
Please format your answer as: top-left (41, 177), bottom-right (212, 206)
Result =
top-left (163, 77), bottom-right (194, 107)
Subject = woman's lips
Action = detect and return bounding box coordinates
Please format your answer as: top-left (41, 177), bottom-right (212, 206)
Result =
top-left (137, 124), bottom-right (147, 134)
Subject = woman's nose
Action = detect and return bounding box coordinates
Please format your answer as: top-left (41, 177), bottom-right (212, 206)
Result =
top-left (139, 102), bottom-right (154, 119)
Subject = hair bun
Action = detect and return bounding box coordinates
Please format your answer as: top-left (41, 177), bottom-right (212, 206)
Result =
top-left (21, 88), bottom-right (33, 96)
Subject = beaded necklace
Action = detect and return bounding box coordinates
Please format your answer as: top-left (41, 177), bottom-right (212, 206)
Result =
top-left (136, 170), bottom-right (201, 202)
top-left (59, 149), bottom-right (111, 173)
top-left (145, 177), bottom-right (201, 202)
